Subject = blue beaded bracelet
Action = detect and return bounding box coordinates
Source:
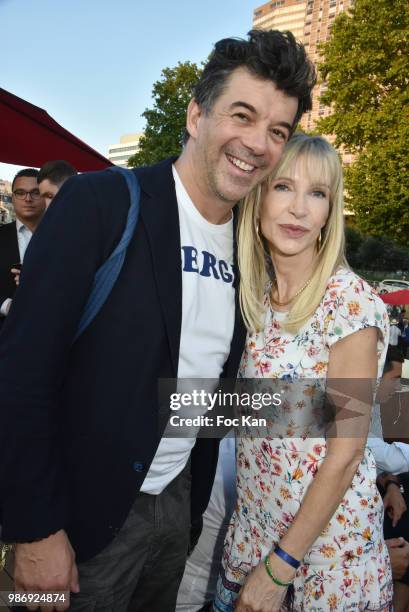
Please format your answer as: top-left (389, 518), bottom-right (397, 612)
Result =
top-left (274, 545), bottom-right (300, 569)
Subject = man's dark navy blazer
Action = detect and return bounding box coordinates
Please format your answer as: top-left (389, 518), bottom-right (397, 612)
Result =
top-left (0, 221), bottom-right (20, 329)
top-left (0, 158), bottom-right (246, 562)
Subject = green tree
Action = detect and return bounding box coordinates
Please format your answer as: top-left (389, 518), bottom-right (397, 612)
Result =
top-left (128, 62), bottom-right (202, 167)
top-left (344, 226), bottom-right (363, 269)
top-left (317, 0), bottom-right (409, 245)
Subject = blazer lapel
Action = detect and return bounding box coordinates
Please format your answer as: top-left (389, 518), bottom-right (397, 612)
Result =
top-left (135, 159), bottom-right (182, 377)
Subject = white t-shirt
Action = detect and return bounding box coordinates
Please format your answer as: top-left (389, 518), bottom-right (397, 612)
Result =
top-left (140, 166), bottom-right (235, 494)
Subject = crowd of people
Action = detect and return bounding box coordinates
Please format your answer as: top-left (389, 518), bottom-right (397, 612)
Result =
top-left (0, 28), bottom-right (408, 612)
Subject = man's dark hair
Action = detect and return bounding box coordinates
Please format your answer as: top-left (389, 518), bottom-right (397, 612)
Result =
top-left (184, 29), bottom-right (316, 144)
top-left (12, 168), bottom-right (39, 191)
top-left (383, 345), bottom-right (405, 375)
top-left (37, 160), bottom-right (77, 186)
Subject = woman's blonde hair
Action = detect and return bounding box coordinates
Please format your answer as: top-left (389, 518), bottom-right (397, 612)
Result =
top-left (238, 133), bottom-right (347, 334)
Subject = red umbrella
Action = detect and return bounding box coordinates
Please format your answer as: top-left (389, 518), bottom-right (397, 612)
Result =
top-left (380, 290), bottom-right (409, 305)
top-left (0, 88), bottom-right (113, 171)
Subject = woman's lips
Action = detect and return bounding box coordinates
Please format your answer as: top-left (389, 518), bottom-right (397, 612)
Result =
top-left (279, 224), bottom-right (309, 238)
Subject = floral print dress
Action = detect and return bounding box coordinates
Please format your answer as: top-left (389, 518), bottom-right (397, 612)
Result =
top-left (214, 268), bottom-right (393, 611)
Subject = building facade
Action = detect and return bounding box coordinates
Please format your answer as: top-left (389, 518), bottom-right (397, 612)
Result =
top-left (107, 133), bottom-right (143, 168)
top-left (0, 179), bottom-right (13, 224)
top-left (253, 0), bottom-right (353, 135)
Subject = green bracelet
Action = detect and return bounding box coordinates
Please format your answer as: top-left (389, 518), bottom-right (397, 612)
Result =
top-left (264, 555), bottom-right (293, 587)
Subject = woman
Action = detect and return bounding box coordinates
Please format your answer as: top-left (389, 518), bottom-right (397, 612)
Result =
top-left (214, 134), bottom-right (392, 611)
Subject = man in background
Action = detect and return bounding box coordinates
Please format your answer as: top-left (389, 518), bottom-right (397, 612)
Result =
top-left (0, 168), bottom-right (45, 324)
top-left (38, 160), bottom-right (77, 208)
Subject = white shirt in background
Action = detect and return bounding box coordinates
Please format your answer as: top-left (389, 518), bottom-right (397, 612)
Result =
top-left (0, 219), bottom-right (33, 317)
top-left (389, 325), bottom-right (401, 346)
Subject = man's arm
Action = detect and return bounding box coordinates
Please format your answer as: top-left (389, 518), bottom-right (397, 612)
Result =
top-left (0, 171), bottom-right (126, 542)
top-left (368, 436), bottom-right (409, 474)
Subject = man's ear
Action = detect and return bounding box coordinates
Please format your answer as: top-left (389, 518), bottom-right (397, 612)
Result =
top-left (186, 98), bottom-right (203, 140)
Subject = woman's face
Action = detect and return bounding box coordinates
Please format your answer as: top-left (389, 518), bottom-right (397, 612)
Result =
top-left (260, 157), bottom-right (331, 261)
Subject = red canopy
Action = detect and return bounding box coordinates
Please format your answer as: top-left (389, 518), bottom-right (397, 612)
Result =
top-left (0, 88), bottom-right (113, 171)
top-left (380, 290), bottom-right (409, 305)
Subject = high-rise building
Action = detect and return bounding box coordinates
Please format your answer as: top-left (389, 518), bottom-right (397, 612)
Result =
top-left (252, 0), bottom-right (353, 134)
top-left (253, 0), bottom-right (307, 42)
top-left (108, 133), bottom-right (143, 168)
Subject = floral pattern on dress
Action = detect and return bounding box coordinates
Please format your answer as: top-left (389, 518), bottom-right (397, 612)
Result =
top-left (214, 268), bottom-right (393, 611)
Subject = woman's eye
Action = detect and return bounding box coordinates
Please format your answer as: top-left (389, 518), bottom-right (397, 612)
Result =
top-left (273, 183), bottom-right (289, 191)
top-left (312, 190), bottom-right (327, 198)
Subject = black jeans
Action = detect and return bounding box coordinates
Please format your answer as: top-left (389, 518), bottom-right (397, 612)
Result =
top-left (69, 462), bottom-right (191, 612)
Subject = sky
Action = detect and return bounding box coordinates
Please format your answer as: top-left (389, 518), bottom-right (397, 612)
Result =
top-left (1, 0), bottom-right (259, 181)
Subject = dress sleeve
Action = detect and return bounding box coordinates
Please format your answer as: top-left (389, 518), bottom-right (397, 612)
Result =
top-left (323, 274), bottom-right (390, 376)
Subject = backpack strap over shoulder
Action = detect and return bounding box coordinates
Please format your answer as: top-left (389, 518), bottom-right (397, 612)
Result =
top-left (74, 167), bottom-right (141, 341)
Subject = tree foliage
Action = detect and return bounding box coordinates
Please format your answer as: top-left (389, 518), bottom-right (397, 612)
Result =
top-left (345, 226), bottom-right (409, 272)
top-left (317, 0), bottom-right (409, 245)
top-left (128, 62), bottom-right (202, 167)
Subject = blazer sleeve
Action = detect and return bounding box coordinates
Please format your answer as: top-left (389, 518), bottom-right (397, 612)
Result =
top-left (0, 224), bottom-right (18, 307)
top-left (0, 171), bottom-right (128, 542)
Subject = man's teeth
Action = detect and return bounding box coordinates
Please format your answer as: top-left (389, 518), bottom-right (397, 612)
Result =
top-left (228, 155), bottom-right (255, 172)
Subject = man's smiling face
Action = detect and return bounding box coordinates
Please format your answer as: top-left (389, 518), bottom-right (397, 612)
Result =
top-left (189, 66), bottom-right (299, 205)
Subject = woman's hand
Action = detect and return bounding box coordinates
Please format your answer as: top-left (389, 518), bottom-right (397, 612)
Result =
top-left (235, 556), bottom-right (293, 612)
top-left (384, 483), bottom-right (407, 527)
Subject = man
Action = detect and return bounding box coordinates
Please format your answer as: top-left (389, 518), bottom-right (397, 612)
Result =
top-left (368, 346), bottom-right (409, 611)
top-left (38, 160), bottom-right (77, 208)
top-left (0, 168), bottom-right (45, 325)
top-left (9, 162), bottom-right (78, 291)
top-left (0, 30), bottom-right (315, 611)
top-left (390, 318), bottom-right (402, 347)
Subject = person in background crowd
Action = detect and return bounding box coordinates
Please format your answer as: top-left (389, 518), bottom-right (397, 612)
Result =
top-left (390, 319), bottom-right (402, 348)
top-left (403, 319), bottom-right (409, 358)
top-left (381, 469), bottom-right (409, 612)
top-left (0, 30), bottom-right (315, 612)
top-left (0, 168), bottom-right (45, 325)
top-left (369, 346), bottom-right (408, 473)
top-left (176, 436), bottom-right (236, 612)
top-left (10, 161), bottom-right (79, 291)
top-left (38, 160), bottom-right (77, 208)
top-left (369, 345), bottom-right (409, 611)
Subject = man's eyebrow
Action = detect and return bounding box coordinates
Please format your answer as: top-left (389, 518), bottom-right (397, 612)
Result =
top-left (229, 101), bottom-right (257, 113)
top-left (276, 121), bottom-right (293, 133)
top-left (229, 102), bottom-right (293, 132)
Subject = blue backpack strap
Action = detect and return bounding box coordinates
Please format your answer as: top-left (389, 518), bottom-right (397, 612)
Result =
top-left (73, 167), bottom-right (141, 341)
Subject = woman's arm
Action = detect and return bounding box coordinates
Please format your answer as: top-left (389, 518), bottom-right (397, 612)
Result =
top-left (275, 326), bottom-right (377, 563)
top-left (236, 327), bottom-right (378, 611)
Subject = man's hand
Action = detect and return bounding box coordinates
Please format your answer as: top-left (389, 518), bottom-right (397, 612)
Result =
top-left (384, 484), bottom-right (407, 527)
top-left (14, 529), bottom-right (79, 611)
top-left (11, 267), bottom-right (21, 287)
top-left (386, 538), bottom-right (409, 580)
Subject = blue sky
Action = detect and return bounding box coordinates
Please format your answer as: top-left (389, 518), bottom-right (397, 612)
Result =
top-left (1, 0), bottom-right (258, 180)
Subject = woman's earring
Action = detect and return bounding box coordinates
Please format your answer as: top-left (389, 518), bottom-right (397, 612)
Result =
top-left (256, 220), bottom-right (262, 242)
top-left (317, 230), bottom-right (322, 252)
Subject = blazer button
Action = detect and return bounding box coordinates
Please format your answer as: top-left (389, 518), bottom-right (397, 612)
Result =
top-left (133, 461), bottom-right (144, 473)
